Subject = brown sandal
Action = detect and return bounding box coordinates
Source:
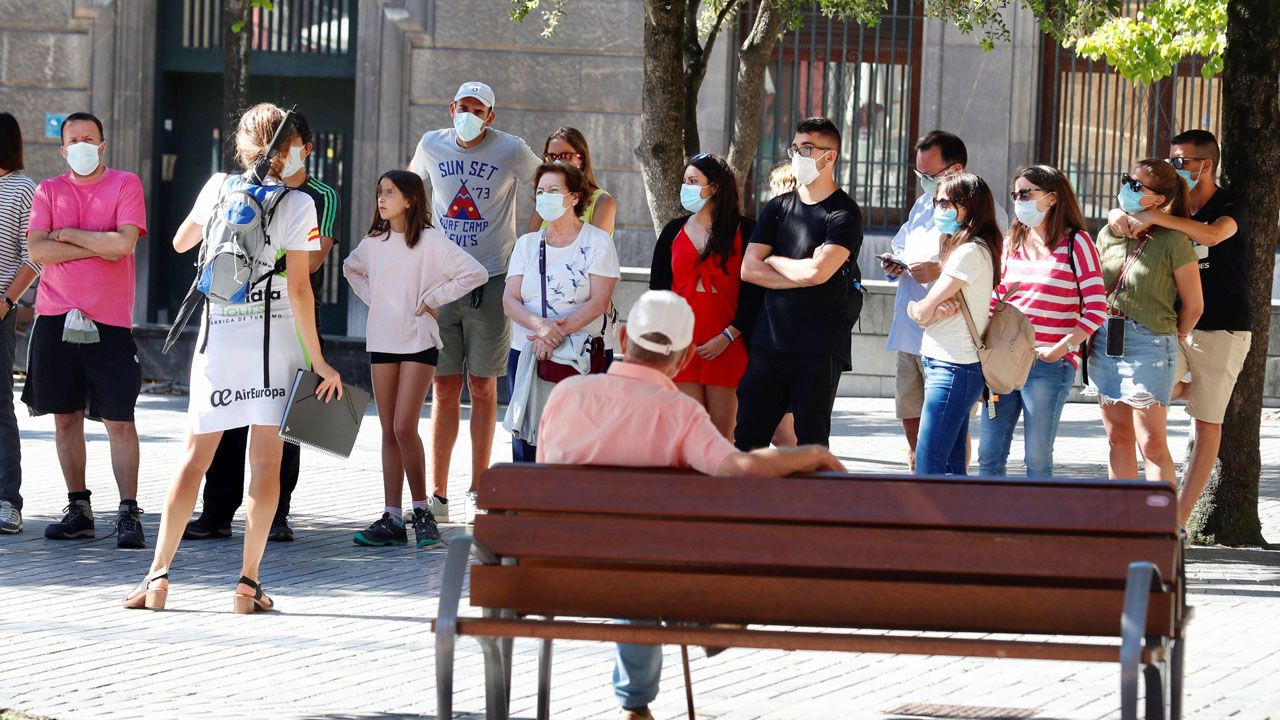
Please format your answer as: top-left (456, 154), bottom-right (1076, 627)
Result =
top-left (233, 576), bottom-right (274, 614)
top-left (123, 567), bottom-right (169, 610)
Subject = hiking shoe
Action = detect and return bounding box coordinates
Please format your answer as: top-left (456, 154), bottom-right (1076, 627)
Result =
top-left (411, 507), bottom-right (443, 548)
top-left (268, 514), bottom-right (294, 542)
top-left (45, 499), bottom-right (95, 539)
top-left (183, 514), bottom-right (232, 540)
top-left (116, 504), bottom-right (146, 549)
top-left (0, 500), bottom-right (22, 534)
top-left (353, 513), bottom-right (407, 546)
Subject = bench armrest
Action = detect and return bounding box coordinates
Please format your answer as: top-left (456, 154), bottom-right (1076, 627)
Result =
top-left (436, 535), bottom-right (475, 639)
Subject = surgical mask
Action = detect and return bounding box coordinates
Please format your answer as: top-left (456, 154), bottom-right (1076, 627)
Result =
top-left (453, 111), bottom-right (487, 143)
top-left (791, 153), bottom-right (821, 187)
top-left (918, 174), bottom-right (938, 197)
top-left (65, 142), bottom-right (101, 176)
top-left (536, 193), bottom-right (569, 223)
top-left (933, 207), bottom-right (961, 235)
top-left (281, 145), bottom-right (305, 177)
top-left (1013, 199), bottom-right (1047, 228)
top-left (1176, 168), bottom-right (1200, 192)
top-left (680, 183), bottom-right (709, 213)
top-left (1117, 184), bottom-right (1148, 214)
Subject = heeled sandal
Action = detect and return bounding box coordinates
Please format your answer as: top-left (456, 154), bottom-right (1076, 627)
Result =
top-left (233, 576), bottom-right (274, 614)
top-left (123, 567), bottom-right (170, 610)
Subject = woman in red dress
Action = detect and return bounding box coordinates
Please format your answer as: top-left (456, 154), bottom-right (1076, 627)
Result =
top-left (650, 153), bottom-right (762, 439)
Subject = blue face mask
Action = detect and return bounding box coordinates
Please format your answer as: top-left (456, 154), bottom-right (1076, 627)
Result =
top-left (1013, 199), bottom-right (1047, 228)
top-left (1175, 168), bottom-right (1200, 192)
top-left (680, 183), bottom-right (709, 213)
top-left (933, 207), bottom-right (961, 235)
top-left (1117, 184), bottom-right (1148, 214)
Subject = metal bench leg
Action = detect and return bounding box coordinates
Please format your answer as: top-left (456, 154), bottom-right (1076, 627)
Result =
top-left (1169, 637), bottom-right (1185, 720)
top-left (1143, 655), bottom-right (1167, 720)
top-left (537, 632), bottom-right (554, 720)
top-left (1120, 561), bottom-right (1163, 720)
top-left (435, 536), bottom-right (474, 720)
top-left (478, 635), bottom-right (510, 720)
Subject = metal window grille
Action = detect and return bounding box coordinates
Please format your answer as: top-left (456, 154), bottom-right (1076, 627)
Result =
top-left (180, 0), bottom-right (352, 54)
top-left (740, 0), bottom-right (923, 229)
top-left (1039, 1), bottom-right (1221, 223)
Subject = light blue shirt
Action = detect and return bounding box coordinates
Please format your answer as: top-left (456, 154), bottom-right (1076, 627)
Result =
top-left (885, 193), bottom-right (1008, 355)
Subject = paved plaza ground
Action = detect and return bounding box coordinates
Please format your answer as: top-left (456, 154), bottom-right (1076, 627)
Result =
top-left (1, 387), bottom-right (1278, 719)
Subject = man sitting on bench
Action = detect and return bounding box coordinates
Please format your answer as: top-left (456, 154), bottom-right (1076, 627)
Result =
top-left (537, 290), bottom-right (846, 720)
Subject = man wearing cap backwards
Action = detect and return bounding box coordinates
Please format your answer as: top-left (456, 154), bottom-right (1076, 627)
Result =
top-left (538, 290), bottom-right (846, 720)
top-left (409, 82), bottom-right (542, 515)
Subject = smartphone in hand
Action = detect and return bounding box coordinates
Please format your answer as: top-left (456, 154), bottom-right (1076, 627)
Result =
top-left (877, 252), bottom-right (909, 270)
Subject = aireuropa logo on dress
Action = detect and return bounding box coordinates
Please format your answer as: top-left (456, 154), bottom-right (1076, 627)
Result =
top-left (210, 387), bottom-right (287, 407)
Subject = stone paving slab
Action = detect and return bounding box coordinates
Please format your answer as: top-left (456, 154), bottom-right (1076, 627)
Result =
top-left (1, 388), bottom-right (1278, 720)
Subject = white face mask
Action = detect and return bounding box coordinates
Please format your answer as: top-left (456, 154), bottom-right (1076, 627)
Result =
top-left (536, 193), bottom-right (569, 223)
top-left (791, 153), bottom-right (821, 187)
top-left (65, 142), bottom-right (101, 176)
top-left (281, 145), bottom-right (306, 177)
top-left (453, 111), bottom-right (487, 143)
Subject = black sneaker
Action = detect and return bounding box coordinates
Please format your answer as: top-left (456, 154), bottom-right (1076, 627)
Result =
top-left (116, 504), bottom-right (146, 549)
top-left (411, 507), bottom-right (443, 548)
top-left (45, 500), bottom-right (95, 539)
top-left (353, 513), bottom-right (407, 546)
top-left (183, 514), bottom-right (232, 540)
top-left (268, 514), bottom-right (294, 542)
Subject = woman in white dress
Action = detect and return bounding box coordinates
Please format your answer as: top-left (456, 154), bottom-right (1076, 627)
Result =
top-left (125, 103), bottom-right (342, 613)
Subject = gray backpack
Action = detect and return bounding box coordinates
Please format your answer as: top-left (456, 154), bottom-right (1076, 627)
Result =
top-left (163, 173), bottom-right (292, 385)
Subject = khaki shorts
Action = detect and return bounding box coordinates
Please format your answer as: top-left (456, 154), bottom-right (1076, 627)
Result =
top-left (895, 351), bottom-right (926, 420)
top-left (436, 274), bottom-right (511, 378)
top-left (1176, 329), bottom-right (1251, 424)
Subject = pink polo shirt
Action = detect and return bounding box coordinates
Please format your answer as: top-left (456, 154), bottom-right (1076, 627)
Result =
top-left (536, 361), bottom-right (738, 475)
top-left (27, 168), bottom-right (148, 328)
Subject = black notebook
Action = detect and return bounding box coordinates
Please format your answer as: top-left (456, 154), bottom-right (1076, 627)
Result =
top-left (278, 369), bottom-right (371, 459)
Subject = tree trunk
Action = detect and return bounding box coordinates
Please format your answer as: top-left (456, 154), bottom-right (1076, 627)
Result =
top-left (1186, 0), bottom-right (1280, 547)
top-left (637, 0), bottom-right (689, 234)
top-left (725, 0), bottom-right (787, 188)
top-left (682, 1), bottom-right (705, 158)
top-left (221, 0), bottom-right (252, 173)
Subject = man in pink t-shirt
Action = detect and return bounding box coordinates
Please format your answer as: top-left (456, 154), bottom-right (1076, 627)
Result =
top-left (23, 112), bottom-right (149, 549)
top-left (537, 291), bottom-right (844, 720)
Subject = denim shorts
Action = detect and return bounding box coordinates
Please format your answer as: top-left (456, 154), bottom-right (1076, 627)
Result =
top-left (1086, 318), bottom-right (1178, 408)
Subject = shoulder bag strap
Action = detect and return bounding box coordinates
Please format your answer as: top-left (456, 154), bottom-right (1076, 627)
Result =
top-left (1106, 235), bottom-right (1151, 299)
top-left (539, 230), bottom-right (549, 319)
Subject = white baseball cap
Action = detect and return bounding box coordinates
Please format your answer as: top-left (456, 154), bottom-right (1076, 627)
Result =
top-left (453, 81), bottom-right (495, 109)
top-left (626, 291), bottom-right (695, 354)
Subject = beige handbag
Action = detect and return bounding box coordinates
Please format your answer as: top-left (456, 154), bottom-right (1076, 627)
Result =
top-left (958, 283), bottom-right (1038, 395)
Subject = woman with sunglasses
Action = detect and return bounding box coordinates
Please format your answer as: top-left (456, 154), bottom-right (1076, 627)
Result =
top-left (1089, 161), bottom-right (1202, 483)
top-left (527, 127), bottom-right (616, 235)
top-left (977, 166), bottom-right (1108, 477)
top-left (649, 152), bottom-right (762, 438)
top-left (906, 173), bottom-right (1003, 475)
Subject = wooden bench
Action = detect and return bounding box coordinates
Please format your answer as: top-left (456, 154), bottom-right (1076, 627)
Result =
top-left (432, 465), bottom-right (1190, 720)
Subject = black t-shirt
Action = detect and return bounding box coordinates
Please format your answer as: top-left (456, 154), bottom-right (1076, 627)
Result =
top-left (1193, 186), bottom-right (1250, 331)
top-left (748, 188), bottom-right (863, 366)
top-left (297, 176), bottom-right (341, 299)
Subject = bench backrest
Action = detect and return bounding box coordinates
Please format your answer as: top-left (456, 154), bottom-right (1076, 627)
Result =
top-left (470, 466), bottom-right (1183, 639)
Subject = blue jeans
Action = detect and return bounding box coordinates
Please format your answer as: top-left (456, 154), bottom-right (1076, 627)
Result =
top-left (916, 357), bottom-right (985, 476)
top-left (978, 358), bottom-right (1075, 478)
top-left (613, 621), bottom-right (662, 708)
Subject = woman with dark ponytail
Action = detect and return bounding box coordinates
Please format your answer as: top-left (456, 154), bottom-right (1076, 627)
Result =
top-left (649, 152), bottom-right (762, 439)
top-left (1088, 159), bottom-right (1202, 484)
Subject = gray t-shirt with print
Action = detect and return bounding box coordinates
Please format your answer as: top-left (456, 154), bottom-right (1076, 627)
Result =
top-left (409, 127), bottom-right (542, 277)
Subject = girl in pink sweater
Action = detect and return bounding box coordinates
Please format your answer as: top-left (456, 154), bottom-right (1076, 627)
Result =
top-left (343, 171), bottom-right (486, 549)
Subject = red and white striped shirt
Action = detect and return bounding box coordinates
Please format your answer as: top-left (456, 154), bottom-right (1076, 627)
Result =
top-left (994, 231), bottom-right (1108, 368)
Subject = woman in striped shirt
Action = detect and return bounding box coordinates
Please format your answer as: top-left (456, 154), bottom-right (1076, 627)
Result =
top-left (978, 166), bottom-right (1107, 477)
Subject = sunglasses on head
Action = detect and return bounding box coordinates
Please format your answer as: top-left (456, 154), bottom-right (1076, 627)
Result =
top-left (690, 152), bottom-right (712, 162)
top-left (1120, 174), bottom-right (1147, 193)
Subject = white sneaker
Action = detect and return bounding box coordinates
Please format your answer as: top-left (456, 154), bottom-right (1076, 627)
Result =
top-left (0, 500), bottom-right (22, 534)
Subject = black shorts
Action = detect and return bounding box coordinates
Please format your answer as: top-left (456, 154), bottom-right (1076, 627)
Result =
top-left (21, 313), bottom-right (143, 422)
top-left (369, 348), bottom-right (439, 366)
